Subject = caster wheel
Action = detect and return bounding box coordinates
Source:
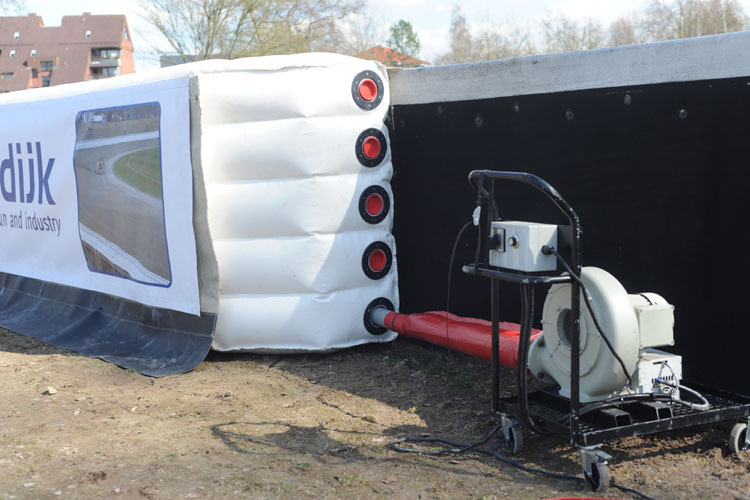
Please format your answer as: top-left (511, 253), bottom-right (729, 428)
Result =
top-left (505, 425), bottom-right (523, 455)
top-left (729, 423), bottom-right (749, 454)
top-left (587, 462), bottom-right (609, 492)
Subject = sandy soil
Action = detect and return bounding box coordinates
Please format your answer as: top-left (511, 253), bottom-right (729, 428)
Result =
top-left (1, 327), bottom-right (748, 500)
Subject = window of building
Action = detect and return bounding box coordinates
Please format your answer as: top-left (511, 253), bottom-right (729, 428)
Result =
top-left (40, 60), bottom-right (53, 71)
top-left (101, 67), bottom-right (119, 77)
top-left (30, 49), bottom-right (37, 57)
top-left (31, 68), bottom-right (38, 78)
top-left (0, 72), bottom-right (14, 79)
top-left (13, 32), bottom-right (19, 40)
top-left (85, 30), bottom-right (92, 38)
top-left (101, 49), bottom-right (120, 59)
top-left (42, 76), bottom-right (50, 87)
top-left (9, 50), bottom-right (15, 58)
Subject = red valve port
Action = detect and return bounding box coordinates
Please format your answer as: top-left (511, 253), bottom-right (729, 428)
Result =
top-left (358, 78), bottom-right (378, 101)
top-left (362, 136), bottom-right (381, 159)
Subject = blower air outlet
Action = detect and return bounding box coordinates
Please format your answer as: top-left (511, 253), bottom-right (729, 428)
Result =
top-left (363, 297), bottom-right (394, 335)
top-left (351, 70), bottom-right (384, 110)
top-left (358, 185), bottom-right (390, 224)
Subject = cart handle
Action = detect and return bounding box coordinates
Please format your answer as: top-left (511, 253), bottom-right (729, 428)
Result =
top-left (467, 169), bottom-right (584, 444)
top-left (467, 170), bottom-right (582, 276)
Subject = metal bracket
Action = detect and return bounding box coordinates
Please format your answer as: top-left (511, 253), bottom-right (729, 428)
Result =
top-left (579, 446), bottom-right (612, 476)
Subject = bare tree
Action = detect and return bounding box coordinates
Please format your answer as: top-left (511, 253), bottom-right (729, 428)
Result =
top-left (430, 0), bottom-right (749, 66)
top-left (436, 7), bottom-right (472, 64)
top-left (140, 0), bottom-right (364, 61)
top-left (542, 13), bottom-right (606, 53)
top-left (436, 7), bottom-right (536, 64)
top-left (642, 0), bottom-right (747, 41)
top-left (328, 13), bottom-right (385, 55)
top-left (609, 15), bottom-right (648, 46)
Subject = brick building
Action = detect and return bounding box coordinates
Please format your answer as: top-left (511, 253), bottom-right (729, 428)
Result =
top-left (0, 13), bottom-right (134, 93)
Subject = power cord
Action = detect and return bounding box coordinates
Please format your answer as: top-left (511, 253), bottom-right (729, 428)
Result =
top-left (542, 245), bottom-right (633, 387)
top-left (445, 220), bottom-right (475, 356)
top-left (387, 426), bottom-right (659, 500)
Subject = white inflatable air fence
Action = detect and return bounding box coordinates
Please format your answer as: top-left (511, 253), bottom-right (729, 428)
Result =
top-left (0, 53), bottom-right (398, 363)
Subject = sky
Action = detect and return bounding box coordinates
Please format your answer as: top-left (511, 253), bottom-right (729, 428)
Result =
top-left (22, 0), bottom-right (750, 70)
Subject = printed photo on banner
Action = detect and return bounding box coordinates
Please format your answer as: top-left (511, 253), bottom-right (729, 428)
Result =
top-left (72, 102), bottom-right (172, 287)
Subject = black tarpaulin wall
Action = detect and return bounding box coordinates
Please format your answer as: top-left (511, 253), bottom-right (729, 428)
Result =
top-left (390, 76), bottom-right (749, 395)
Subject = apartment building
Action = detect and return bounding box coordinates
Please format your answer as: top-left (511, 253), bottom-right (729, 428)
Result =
top-left (0, 13), bottom-right (134, 92)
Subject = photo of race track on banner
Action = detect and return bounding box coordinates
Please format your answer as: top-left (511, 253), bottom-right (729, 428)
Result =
top-left (74, 103), bottom-right (171, 287)
top-left (0, 77), bottom-right (199, 315)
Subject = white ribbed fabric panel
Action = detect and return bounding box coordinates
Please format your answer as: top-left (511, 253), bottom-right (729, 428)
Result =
top-left (195, 54), bottom-right (398, 351)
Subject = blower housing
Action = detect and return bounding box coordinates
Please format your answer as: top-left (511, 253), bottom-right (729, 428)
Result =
top-left (528, 267), bottom-right (678, 402)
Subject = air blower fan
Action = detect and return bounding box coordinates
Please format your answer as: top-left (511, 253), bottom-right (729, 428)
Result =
top-left (368, 170), bottom-right (750, 492)
top-left (528, 266), bottom-right (679, 403)
top-left (455, 170), bottom-right (748, 492)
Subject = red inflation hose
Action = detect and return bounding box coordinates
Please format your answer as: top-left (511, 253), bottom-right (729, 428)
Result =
top-left (379, 311), bottom-right (541, 369)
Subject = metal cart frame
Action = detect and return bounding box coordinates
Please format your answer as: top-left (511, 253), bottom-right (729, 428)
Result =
top-left (462, 170), bottom-right (750, 490)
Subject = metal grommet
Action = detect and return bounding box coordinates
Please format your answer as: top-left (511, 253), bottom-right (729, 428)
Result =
top-left (362, 241), bottom-right (392, 280)
top-left (363, 297), bottom-right (395, 335)
top-left (352, 70), bottom-right (384, 110)
top-left (358, 185), bottom-right (390, 224)
top-left (355, 128), bottom-right (387, 167)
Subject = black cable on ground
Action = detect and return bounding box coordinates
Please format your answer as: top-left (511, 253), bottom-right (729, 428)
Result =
top-left (388, 427), bottom-right (659, 500)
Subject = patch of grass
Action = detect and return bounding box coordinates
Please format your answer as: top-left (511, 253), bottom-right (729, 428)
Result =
top-left (335, 473), bottom-right (363, 487)
top-left (113, 147), bottom-right (163, 199)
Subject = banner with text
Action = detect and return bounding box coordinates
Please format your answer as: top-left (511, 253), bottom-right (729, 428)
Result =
top-left (0, 77), bottom-right (199, 315)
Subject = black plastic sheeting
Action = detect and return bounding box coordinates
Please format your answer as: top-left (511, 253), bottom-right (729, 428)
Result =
top-left (391, 76), bottom-right (750, 395)
top-left (0, 272), bottom-right (215, 376)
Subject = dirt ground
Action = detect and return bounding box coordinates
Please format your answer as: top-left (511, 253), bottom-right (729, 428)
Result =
top-left (1, 327), bottom-right (748, 500)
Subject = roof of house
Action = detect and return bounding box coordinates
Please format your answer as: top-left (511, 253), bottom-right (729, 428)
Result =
top-left (356, 45), bottom-right (429, 67)
top-left (0, 13), bottom-right (132, 92)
